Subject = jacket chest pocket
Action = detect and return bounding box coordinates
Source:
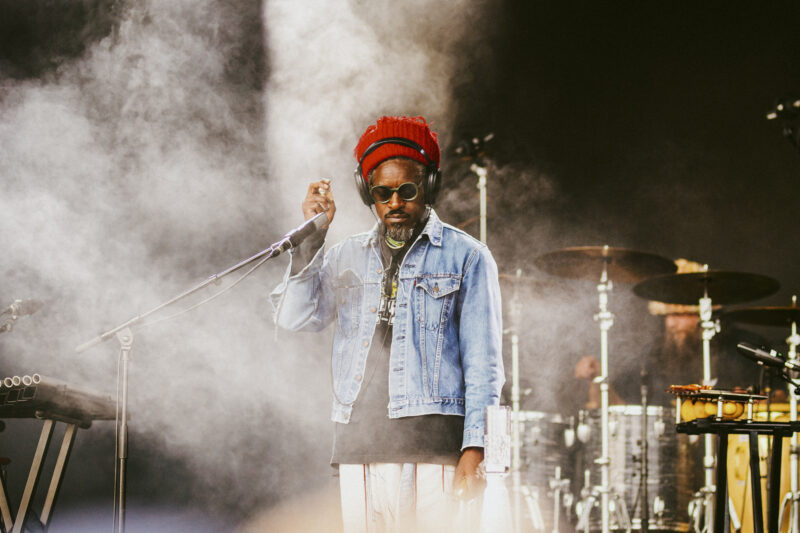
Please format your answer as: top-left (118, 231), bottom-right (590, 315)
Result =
top-left (334, 270), bottom-right (363, 338)
top-left (414, 276), bottom-right (461, 330)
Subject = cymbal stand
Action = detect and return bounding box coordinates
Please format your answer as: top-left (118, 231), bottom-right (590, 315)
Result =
top-left (780, 296), bottom-right (800, 533)
top-left (694, 285), bottom-right (721, 533)
top-left (592, 258), bottom-right (614, 533)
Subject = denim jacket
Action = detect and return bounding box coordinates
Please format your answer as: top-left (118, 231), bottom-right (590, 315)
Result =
top-left (270, 210), bottom-right (504, 449)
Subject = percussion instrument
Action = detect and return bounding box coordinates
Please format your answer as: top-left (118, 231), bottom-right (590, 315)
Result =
top-left (578, 405), bottom-right (701, 531)
top-left (634, 269), bottom-right (781, 529)
top-left (535, 246), bottom-right (676, 533)
top-left (517, 411), bottom-right (575, 532)
top-left (633, 271), bottom-right (780, 306)
top-left (534, 247), bottom-right (676, 284)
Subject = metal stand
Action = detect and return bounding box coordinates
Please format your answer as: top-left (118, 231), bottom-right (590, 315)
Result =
top-left (549, 466), bottom-right (570, 533)
top-left (113, 328), bottom-right (133, 533)
top-left (576, 470), bottom-right (631, 533)
top-left (507, 270), bottom-right (523, 533)
top-left (470, 163), bottom-right (488, 244)
top-left (1, 418), bottom-right (83, 533)
top-left (780, 296), bottom-right (800, 533)
top-left (640, 371), bottom-right (649, 532)
top-left (74, 215), bottom-right (321, 533)
top-left (689, 285), bottom-right (721, 533)
top-left (679, 418), bottom-right (800, 533)
top-left (592, 256), bottom-right (614, 533)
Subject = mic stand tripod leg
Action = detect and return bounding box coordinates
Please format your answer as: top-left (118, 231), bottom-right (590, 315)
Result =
top-left (113, 328), bottom-right (133, 533)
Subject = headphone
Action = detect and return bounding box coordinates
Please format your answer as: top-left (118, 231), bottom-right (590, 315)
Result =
top-left (353, 137), bottom-right (442, 206)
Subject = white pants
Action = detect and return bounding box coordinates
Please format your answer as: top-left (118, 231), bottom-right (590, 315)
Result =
top-left (339, 463), bottom-right (473, 533)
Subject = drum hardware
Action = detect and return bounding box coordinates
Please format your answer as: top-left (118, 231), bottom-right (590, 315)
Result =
top-left (502, 268), bottom-right (525, 533)
top-left (635, 268), bottom-right (780, 533)
top-left (565, 416), bottom-right (577, 448)
top-left (549, 466), bottom-right (571, 533)
top-left (576, 411), bottom-right (591, 443)
top-left (517, 465), bottom-right (573, 533)
top-left (581, 405), bottom-right (700, 531)
top-left (536, 245), bottom-right (675, 533)
top-left (516, 410), bottom-right (575, 532)
top-left (521, 484), bottom-right (545, 531)
top-left (499, 269), bottom-right (566, 533)
top-left (725, 297), bottom-right (800, 533)
top-left (575, 470), bottom-right (632, 533)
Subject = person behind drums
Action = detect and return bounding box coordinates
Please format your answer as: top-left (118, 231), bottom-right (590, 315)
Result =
top-left (270, 116), bottom-right (504, 532)
top-left (574, 259), bottom-right (771, 408)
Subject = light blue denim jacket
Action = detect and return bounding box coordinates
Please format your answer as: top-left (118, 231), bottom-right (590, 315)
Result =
top-left (270, 210), bottom-right (504, 449)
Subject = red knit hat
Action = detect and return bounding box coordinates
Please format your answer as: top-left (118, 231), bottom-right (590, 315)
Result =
top-left (354, 116), bottom-right (440, 182)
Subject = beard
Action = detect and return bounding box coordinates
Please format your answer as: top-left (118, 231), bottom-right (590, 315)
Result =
top-left (385, 224), bottom-right (414, 242)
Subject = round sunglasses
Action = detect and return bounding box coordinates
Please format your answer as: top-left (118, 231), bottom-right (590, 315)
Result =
top-left (369, 182), bottom-right (421, 204)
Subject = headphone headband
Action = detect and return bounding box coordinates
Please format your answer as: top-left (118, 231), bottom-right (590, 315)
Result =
top-left (353, 136), bottom-right (442, 206)
top-left (358, 137), bottom-right (435, 170)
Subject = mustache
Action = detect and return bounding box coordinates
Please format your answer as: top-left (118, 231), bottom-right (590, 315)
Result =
top-left (385, 210), bottom-right (408, 217)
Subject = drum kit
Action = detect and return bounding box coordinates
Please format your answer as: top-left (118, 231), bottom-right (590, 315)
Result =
top-left (503, 245), bottom-right (800, 533)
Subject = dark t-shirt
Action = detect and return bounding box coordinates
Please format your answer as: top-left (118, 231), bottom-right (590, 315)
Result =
top-left (331, 229), bottom-right (463, 465)
top-left (289, 224), bottom-right (463, 466)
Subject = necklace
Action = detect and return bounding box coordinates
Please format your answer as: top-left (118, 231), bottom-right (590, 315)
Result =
top-left (385, 234), bottom-right (405, 250)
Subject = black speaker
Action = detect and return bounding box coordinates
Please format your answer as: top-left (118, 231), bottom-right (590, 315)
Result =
top-left (353, 137), bottom-right (441, 206)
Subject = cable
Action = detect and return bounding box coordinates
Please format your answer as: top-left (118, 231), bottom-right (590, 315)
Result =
top-left (138, 245), bottom-right (280, 330)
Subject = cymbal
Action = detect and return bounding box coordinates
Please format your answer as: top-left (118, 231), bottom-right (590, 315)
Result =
top-left (498, 272), bottom-right (568, 294)
top-left (499, 272), bottom-right (543, 283)
top-left (721, 306), bottom-right (800, 327)
top-left (633, 271), bottom-right (780, 306)
top-left (533, 246), bottom-right (676, 284)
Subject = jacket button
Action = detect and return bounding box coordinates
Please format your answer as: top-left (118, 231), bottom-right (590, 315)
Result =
top-left (340, 298), bottom-right (345, 304)
top-left (343, 413), bottom-right (349, 421)
top-left (370, 306), bottom-right (377, 313)
top-left (433, 284), bottom-right (439, 293)
top-left (362, 340), bottom-right (369, 347)
top-left (377, 267), bottom-right (382, 274)
top-left (355, 374), bottom-right (363, 382)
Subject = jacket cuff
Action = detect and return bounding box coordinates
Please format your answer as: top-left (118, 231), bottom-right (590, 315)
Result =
top-left (461, 428), bottom-right (485, 450)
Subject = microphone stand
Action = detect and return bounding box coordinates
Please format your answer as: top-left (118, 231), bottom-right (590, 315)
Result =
top-left (74, 212), bottom-right (328, 533)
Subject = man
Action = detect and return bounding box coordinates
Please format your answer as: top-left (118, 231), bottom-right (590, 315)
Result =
top-left (271, 116), bottom-right (504, 532)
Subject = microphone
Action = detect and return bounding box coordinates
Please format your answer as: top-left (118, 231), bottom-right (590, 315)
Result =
top-left (1, 299), bottom-right (44, 317)
top-left (276, 211), bottom-right (329, 252)
top-left (736, 342), bottom-right (800, 371)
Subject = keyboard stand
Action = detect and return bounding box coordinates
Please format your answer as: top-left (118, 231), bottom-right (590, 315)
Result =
top-left (0, 413), bottom-right (90, 533)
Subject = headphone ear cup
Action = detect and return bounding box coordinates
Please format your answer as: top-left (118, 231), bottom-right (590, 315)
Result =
top-left (425, 167), bottom-right (441, 205)
top-left (353, 166), bottom-right (373, 206)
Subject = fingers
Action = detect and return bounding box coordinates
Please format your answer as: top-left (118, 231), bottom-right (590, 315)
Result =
top-left (453, 448), bottom-right (485, 500)
top-left (302, 178), bottom-right (336, 224)
top-left (453, 470), bottom-right (485, 501)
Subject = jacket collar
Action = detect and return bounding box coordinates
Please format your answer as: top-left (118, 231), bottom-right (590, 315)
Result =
top-left (363, 208), bottom-right (443, 248)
